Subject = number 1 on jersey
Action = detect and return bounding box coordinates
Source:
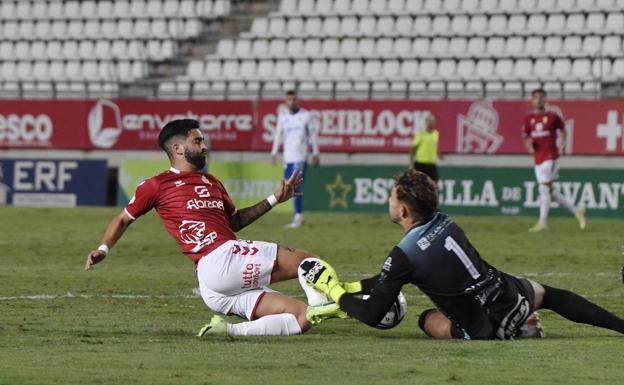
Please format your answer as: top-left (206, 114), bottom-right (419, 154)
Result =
top-left (444, 236), bottom-right (481, 279)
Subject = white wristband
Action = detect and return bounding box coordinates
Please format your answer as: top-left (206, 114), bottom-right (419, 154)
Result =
top-left (266, 194), bottom-right (278, 207)
top-left (98, 244), bottom-right (110, 255)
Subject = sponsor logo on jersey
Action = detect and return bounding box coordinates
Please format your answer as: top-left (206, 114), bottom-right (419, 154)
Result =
top-left (174, 180), bottom-right (186, 187)
top-left (186, 199), bottom-right (224, 210)
top-left (241, 263), bottom-right (262, 289)
top-left (178, 220), bottom-right (218, 253)
top-left (417, 238), bottom-right (431, 250)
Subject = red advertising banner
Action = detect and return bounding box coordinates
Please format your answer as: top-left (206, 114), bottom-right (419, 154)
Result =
top-left (1, 98), bottom-right (623, 155)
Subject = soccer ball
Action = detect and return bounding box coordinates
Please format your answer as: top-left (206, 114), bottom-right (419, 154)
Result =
top-left (362, 291), bottom-right (407, 329)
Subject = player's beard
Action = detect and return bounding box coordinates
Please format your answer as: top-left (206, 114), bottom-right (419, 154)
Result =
top-left (184, 147), bottom-right (207, 170)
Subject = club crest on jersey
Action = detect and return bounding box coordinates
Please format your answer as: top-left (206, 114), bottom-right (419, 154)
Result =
top-left (178, 220), bottom-right (218, 253)
top-left (417, 238), bottom-right (431, 250)
top-left (194, 186), bottom-right (210, 198)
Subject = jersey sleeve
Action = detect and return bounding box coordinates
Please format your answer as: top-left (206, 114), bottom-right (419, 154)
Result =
top-left (554, 113), bottom-right (565, 131)
top-left (124, 179), bottom-right (158, 220)
top-left (306, 112), bottom-right (320, 156)
top-left (271, 115), bottom-right (282, 156)
top-left (412, 131), bottom-right (422, 148)
top-left (522, 115), bottom-right (531, 137)
top-left (339, 246), bottom-right (413, 327)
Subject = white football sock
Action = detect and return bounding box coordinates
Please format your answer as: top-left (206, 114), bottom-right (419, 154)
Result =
top-left (298, 257), bottom-right (329, 305)
top-left (538, 184), bottom-right (551, 226)
top-left (227, 313), bottom-right (302, 336)
top-left (552, 189), bottom-right (577, 214)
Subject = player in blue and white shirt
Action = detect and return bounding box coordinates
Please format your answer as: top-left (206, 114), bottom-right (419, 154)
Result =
top-left (271, 90), bottom-right (319, 228)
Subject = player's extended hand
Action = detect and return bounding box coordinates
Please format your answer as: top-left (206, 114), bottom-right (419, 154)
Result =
top-left (84, 250), bottom-right (106, 271)
top-left (300, 259), bottom-right (346, 303)
top-left (274, 169), bottom-right (303, 203)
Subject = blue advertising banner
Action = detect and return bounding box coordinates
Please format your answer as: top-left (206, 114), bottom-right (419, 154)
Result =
top-left (0, 159), bottom-right (107, 207)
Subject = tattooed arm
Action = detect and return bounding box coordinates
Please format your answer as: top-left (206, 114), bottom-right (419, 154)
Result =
top-left (229, 169), bottom-right (304, 232)
top-left (229, 200), bottom-right (273, 232)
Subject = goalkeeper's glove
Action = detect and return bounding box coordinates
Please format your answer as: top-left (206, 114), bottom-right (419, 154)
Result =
top-left (300, 259), bottom-right (346, 303)
top-left (343, 281), bottom-right (363, 294)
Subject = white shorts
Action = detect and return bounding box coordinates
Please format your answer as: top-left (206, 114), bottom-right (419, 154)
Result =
top-left (196, 239), bottom-right (278, 320)
top-left (534, 159), bottom-right (560, 184)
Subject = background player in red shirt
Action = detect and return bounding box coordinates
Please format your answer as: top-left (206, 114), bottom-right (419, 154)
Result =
top-left (522, 89), bottom-right (586, 232)
top-left (85, 119), bottom-right (329, 337)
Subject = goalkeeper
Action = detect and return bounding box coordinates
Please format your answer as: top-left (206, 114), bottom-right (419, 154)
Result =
top-left (302, 169), bottom-right (624, 339)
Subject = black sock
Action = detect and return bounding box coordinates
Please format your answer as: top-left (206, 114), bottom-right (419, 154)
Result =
top-left (542, 285), bottom-right (624, 334)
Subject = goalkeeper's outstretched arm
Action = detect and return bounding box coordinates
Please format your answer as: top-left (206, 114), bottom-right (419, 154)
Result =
top-left (339, 247), bottom-right (413, 327)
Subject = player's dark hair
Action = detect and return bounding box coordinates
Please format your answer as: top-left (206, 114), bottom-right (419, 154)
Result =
top-left (531, 88), bottom-right (546, 97)
top-left (286, 89), bottom-right (297, 97)
top-left (158, 119), bottom-right (200, 155)
top-left (393, 169), bottom-right (439, 221)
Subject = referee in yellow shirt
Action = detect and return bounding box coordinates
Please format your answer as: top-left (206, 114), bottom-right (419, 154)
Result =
top-left (410, 113), bottom-right (443, 181)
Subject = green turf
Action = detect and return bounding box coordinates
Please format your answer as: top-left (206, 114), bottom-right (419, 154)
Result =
top-left (0, 206), bottom-right (622, 385)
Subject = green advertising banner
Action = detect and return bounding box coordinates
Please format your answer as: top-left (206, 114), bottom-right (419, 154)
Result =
top-left (118, 161), bottom-right (291, 213)
top-left (303, 166), bottom-right (624, 218)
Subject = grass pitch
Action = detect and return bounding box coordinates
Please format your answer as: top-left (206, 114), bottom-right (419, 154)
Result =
top-left (0, 206), bottom-right (623, 385)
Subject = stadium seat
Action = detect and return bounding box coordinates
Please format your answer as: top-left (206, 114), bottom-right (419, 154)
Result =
top-left (506, 37), bottom-right (524, 57)
top-left (432, 16), bottom-right (451, 34)
top-left (287, 38), bottom-right (304, 56)
top-left (205, 60), bottom-right (222, 78)
top-left (393, 38), bottom-right (411, 57)
top-left (566, 14), bottom-right (586, 32)
top-left (605, 12), bottom-right (624, 32)
top-left (544, 36), bottom-right (563, 54)
top-left (400, 60), bottom-right (419, 78)
top-left (269, 39), bottom-right (287, 57)
top-left (467, 37), bottom-right (486, 56)
top-left (292, 60), bottom-right (310, 78)
top-left (304, 17), bottom-right (322, 36)
top-left (514, 59), bottom-right (533, 80)
top-left (553, 58), bottom-right (572, 79)
top-left (253, 39), bottom-right (270, 57)
top-left (419, 60), bottom-right (438, 78)
top-left (563, 36), bottom-right (582, 54)
top-left (287, 17), bottom-right (305, 35)
top-left (534, 58), bottom-right (553, 78)
top-left (602, 36), bottom-right (622, 55)
top-left (586, 13), bottom-right (606, 33)
top-left (341, 16), bottom-right (359, 36)
top-left (382, 59), bottom-right (400, 78)
top-left (414, 16), bottom-right (432, 35)
top-left (304, 38), bottom-right (322, 56)
top-left (388, 0), bottom-right (406, 13)
top-left (324, 17), bottom-right (341, 36)
top-left (340, 38), bottom-right (358, 57)
top-left (376, 38), bottom-right (394, 56)
top-left (451, 16), bottom-right (470, 34)
top-left (328, 59), bottom-right (346, 79)
top-left (188, 60), bottom-right (205, 79)
top-left (352, 0), bottom-right (371, 14)
top-left (495, 59), bottom-right (514, 78)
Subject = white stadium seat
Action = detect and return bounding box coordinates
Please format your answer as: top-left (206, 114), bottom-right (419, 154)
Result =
top-left (395, 16), bottom-right (413, 35)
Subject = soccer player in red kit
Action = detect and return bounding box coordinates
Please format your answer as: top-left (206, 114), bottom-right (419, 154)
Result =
top-left (85, 119), bottom-right (328, 337)
top-left (522, 89), bottom-right (586, 232)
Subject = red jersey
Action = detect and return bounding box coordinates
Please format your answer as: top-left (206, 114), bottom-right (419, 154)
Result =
top-left (125, 167), bottom-right (237, 264)
top-left (522, 110), bottom-right (564, 165)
